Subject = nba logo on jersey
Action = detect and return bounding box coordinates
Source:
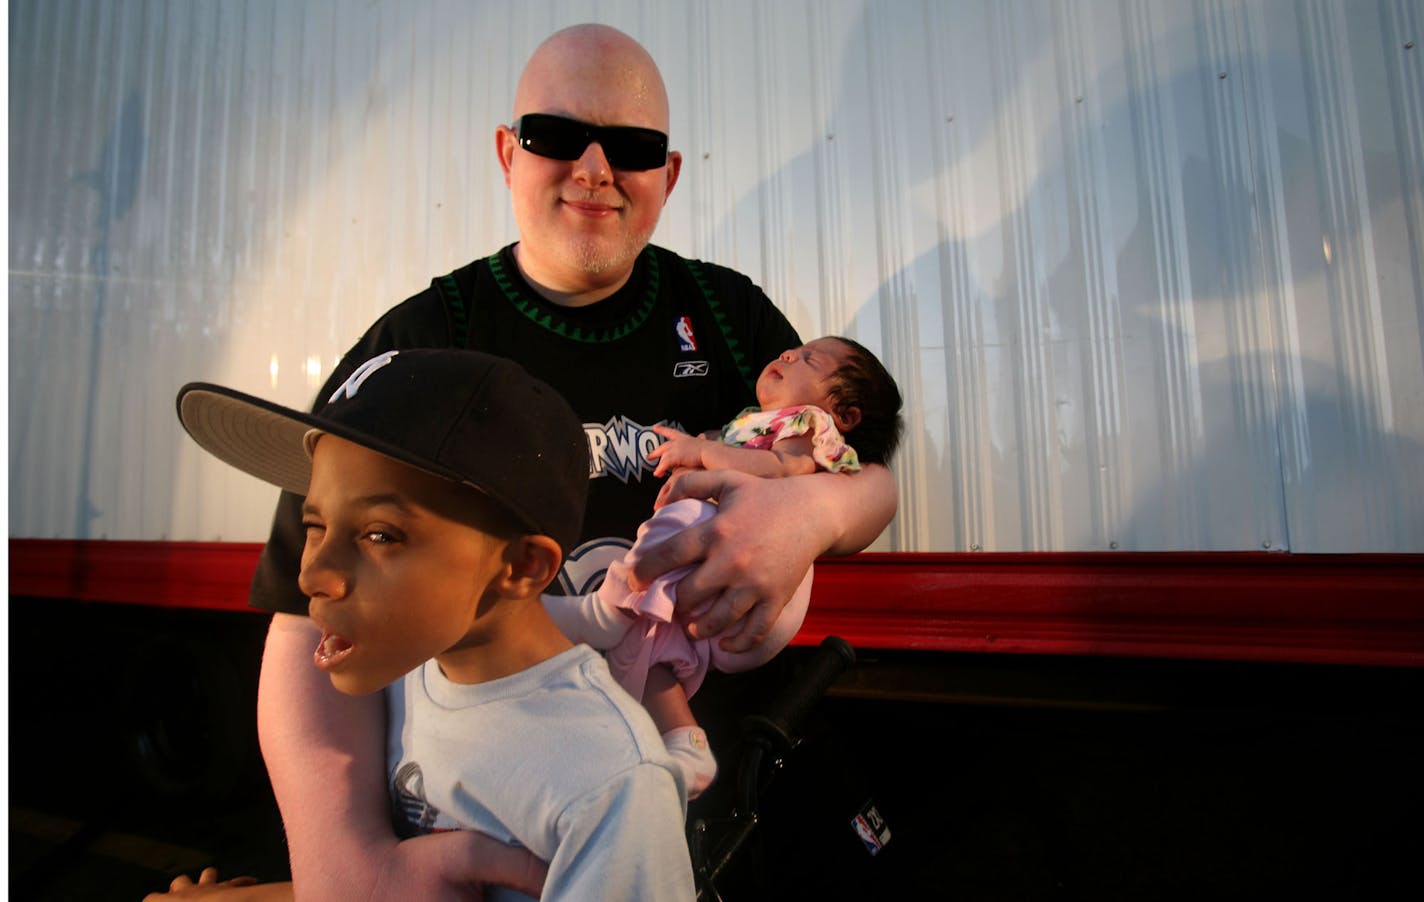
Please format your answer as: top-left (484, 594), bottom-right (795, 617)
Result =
top-left (675, 316), bottom-right (698, 352)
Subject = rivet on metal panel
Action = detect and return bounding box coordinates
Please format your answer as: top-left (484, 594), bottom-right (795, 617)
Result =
top-left (1404, 41), bottom-right (1414, 50)
top-left (1262, 540), bottom-right (1273, 549)
top-left (970, 543), bottom-right (981, 552)
top-left (1218, 71), bottom-right (1228, 79)
top-left (827, 133), bottom-right (834, 140)
top-left (703, 152), bottom-right (710, 160)
top-left (946, 115), bottom-right (954, 123)
top-left (1075, 96), bottom-right (1083, 104)
top-left (1110, 541), bottom-right (1119, 550)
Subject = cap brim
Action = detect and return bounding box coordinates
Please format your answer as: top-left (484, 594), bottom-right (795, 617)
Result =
top-left (177, 382), bottom-right (509, 511)
top-left (177, 383), bottom-right (323, 495)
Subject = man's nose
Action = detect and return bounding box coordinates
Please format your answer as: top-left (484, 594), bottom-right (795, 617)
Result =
top-left (572, 140), bottom-right (614, 187)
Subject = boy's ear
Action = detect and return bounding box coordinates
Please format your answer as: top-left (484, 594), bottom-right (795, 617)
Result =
top-left (832, 404), bottom-right (862, 434)
top-left (501, 534), bottom-right (563, 597)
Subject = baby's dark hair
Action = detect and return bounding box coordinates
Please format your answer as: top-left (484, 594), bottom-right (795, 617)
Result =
top-left (824, 336), bottom-right (904, 465)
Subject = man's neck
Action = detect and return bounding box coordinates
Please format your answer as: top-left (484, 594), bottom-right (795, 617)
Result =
top-left (511, 242), bottom-right (636, 308)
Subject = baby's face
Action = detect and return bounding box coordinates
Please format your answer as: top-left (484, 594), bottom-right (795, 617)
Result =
top-left (297, 435), bottom-right (509, 696)
top-left (755, 337), bottom-right (852, 412)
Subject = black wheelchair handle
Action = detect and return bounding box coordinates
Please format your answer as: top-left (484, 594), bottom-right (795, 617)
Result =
top-left (742, 635), bottom-right (856, 755)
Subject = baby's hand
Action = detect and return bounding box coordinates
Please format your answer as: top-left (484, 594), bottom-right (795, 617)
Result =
top-left (648, 424), bottom-right (709, 478)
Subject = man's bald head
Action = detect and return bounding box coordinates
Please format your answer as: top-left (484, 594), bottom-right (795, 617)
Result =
top-left (513, 24), bottom-right (671, 132)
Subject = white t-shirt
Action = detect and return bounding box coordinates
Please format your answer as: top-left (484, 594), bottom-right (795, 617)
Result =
top-left (386, 645), bottom-right (695, 902)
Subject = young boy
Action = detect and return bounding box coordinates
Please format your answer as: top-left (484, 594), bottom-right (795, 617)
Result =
top-left (174, 348), bottom-right (694, 901)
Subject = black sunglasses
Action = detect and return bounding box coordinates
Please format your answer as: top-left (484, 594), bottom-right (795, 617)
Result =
top-left (513, 113), bottom-right (669, 171)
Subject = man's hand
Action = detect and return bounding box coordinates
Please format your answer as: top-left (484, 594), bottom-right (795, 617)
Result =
top-left (368, 831), bottom-right (548, 902)
top-left (632, 465), bottom-right (896, 653)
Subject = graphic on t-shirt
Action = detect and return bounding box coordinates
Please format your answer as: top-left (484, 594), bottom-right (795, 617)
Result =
top-left (391, 760), bottom-right (441, 837)
top-left (584, 416), bottom-right (684, 483)
top-left (675, 315), bottom-right (698, 351)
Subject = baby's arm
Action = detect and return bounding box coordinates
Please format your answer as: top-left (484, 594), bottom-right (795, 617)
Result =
top-left (649, 424), bottom-right (818, 479)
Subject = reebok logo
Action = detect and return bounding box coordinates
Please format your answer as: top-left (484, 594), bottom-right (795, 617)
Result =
top-left (673, 361), bottom-right (709, 378)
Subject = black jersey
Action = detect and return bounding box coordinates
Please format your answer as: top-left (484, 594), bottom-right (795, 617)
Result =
top-left (249, 244), bottom-right (801, 614)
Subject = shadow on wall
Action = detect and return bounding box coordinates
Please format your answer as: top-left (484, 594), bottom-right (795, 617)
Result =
top-left (700, 2), bottom-right (1421, 553)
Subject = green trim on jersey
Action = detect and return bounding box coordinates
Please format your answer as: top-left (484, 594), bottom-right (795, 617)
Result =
top-left (686, 258), bottom-right (756, 394)
top-left (436, 272), bottom-right (471, 348)
top-left (485, 248), bottom-right (663, 344)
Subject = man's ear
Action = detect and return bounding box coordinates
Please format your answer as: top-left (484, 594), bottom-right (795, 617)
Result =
top-left (496, 124), bottom-right (518, 187)
top-left (662, 150), bottom-right (683, 201)
top-left (501, 534), bottom-right (563, 597)
top-left (833, 404), bottom-right (862, 434)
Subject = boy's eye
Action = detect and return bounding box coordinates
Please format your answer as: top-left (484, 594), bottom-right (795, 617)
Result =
top-left (364, 529), bottom-right (399, 545)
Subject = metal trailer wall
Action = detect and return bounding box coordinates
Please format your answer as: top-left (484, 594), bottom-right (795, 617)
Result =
top-left (9, 0), bottom-right (1424, 554)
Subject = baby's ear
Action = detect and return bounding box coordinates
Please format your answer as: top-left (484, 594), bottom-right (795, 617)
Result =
top-left (832, 404), bottom-right (862, 434)
top-left (502, 534), bottom-right (563, 597)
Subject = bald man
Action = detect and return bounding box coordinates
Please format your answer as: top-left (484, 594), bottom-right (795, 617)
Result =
top-left (246, 24), bottom-right (895, 899)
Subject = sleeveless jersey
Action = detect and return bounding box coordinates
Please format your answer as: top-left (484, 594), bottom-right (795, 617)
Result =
top-left (249, 244), bottom-right (801, 613)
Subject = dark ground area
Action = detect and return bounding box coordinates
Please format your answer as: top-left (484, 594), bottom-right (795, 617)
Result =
top-left (9, 601), bottom-right (289, 901)
top-left (692, 646), bottom-right (1424, 901)
top-left (9, 597), bottom-right (1424, 901)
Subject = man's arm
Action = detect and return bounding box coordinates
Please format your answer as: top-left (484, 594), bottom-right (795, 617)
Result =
top-left (257, 615), bottom-right (548, 900)
top-left (631, 463), bottom-right (896, 652)
top-left (257, 614), bottom-right (392, 897)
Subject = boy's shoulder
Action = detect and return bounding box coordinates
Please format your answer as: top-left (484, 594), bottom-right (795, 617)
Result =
top-left (396, 646), bottom-right (678, 789)
top-left (521, 645), bottom-right (673, 766)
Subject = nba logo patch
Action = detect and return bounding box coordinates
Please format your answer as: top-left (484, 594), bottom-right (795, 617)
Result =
top-left (851, 802), bottom-right (891, 856)
top-left (675, 316), bottom-right (698, 352)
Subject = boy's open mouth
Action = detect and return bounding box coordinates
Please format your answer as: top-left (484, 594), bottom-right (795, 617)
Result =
top-left (314, 630), bottom-right (354, 671)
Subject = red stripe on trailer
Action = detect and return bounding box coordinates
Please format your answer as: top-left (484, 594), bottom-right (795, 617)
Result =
top-left (9, 539), bottom-right (1423, 667)
top-left (10, 539), bottom-right (265, 613)
top-left (797, 552), bottom-right (1424, 667)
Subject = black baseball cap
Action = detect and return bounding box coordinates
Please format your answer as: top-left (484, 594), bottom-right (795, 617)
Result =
top-left (176, 349), bottom-right (588, 554)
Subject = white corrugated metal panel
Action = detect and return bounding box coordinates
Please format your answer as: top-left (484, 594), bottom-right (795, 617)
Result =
top-left (9, 0), bottom-right (1423, 552)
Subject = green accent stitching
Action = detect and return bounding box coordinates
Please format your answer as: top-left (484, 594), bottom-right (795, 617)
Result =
top-left (687, 259), bottom-right (755, 392)
top-left (487, 248), bottom-right (661, 343)
top-left (438, 273), bottom-right (471, 348)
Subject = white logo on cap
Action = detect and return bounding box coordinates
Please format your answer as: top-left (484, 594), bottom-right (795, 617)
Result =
top-left (329, 350), bottom-right (399, 403)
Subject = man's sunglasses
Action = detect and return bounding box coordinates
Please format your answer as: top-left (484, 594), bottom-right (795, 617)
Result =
top-left (513, 113), bottom-right (669, 171)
